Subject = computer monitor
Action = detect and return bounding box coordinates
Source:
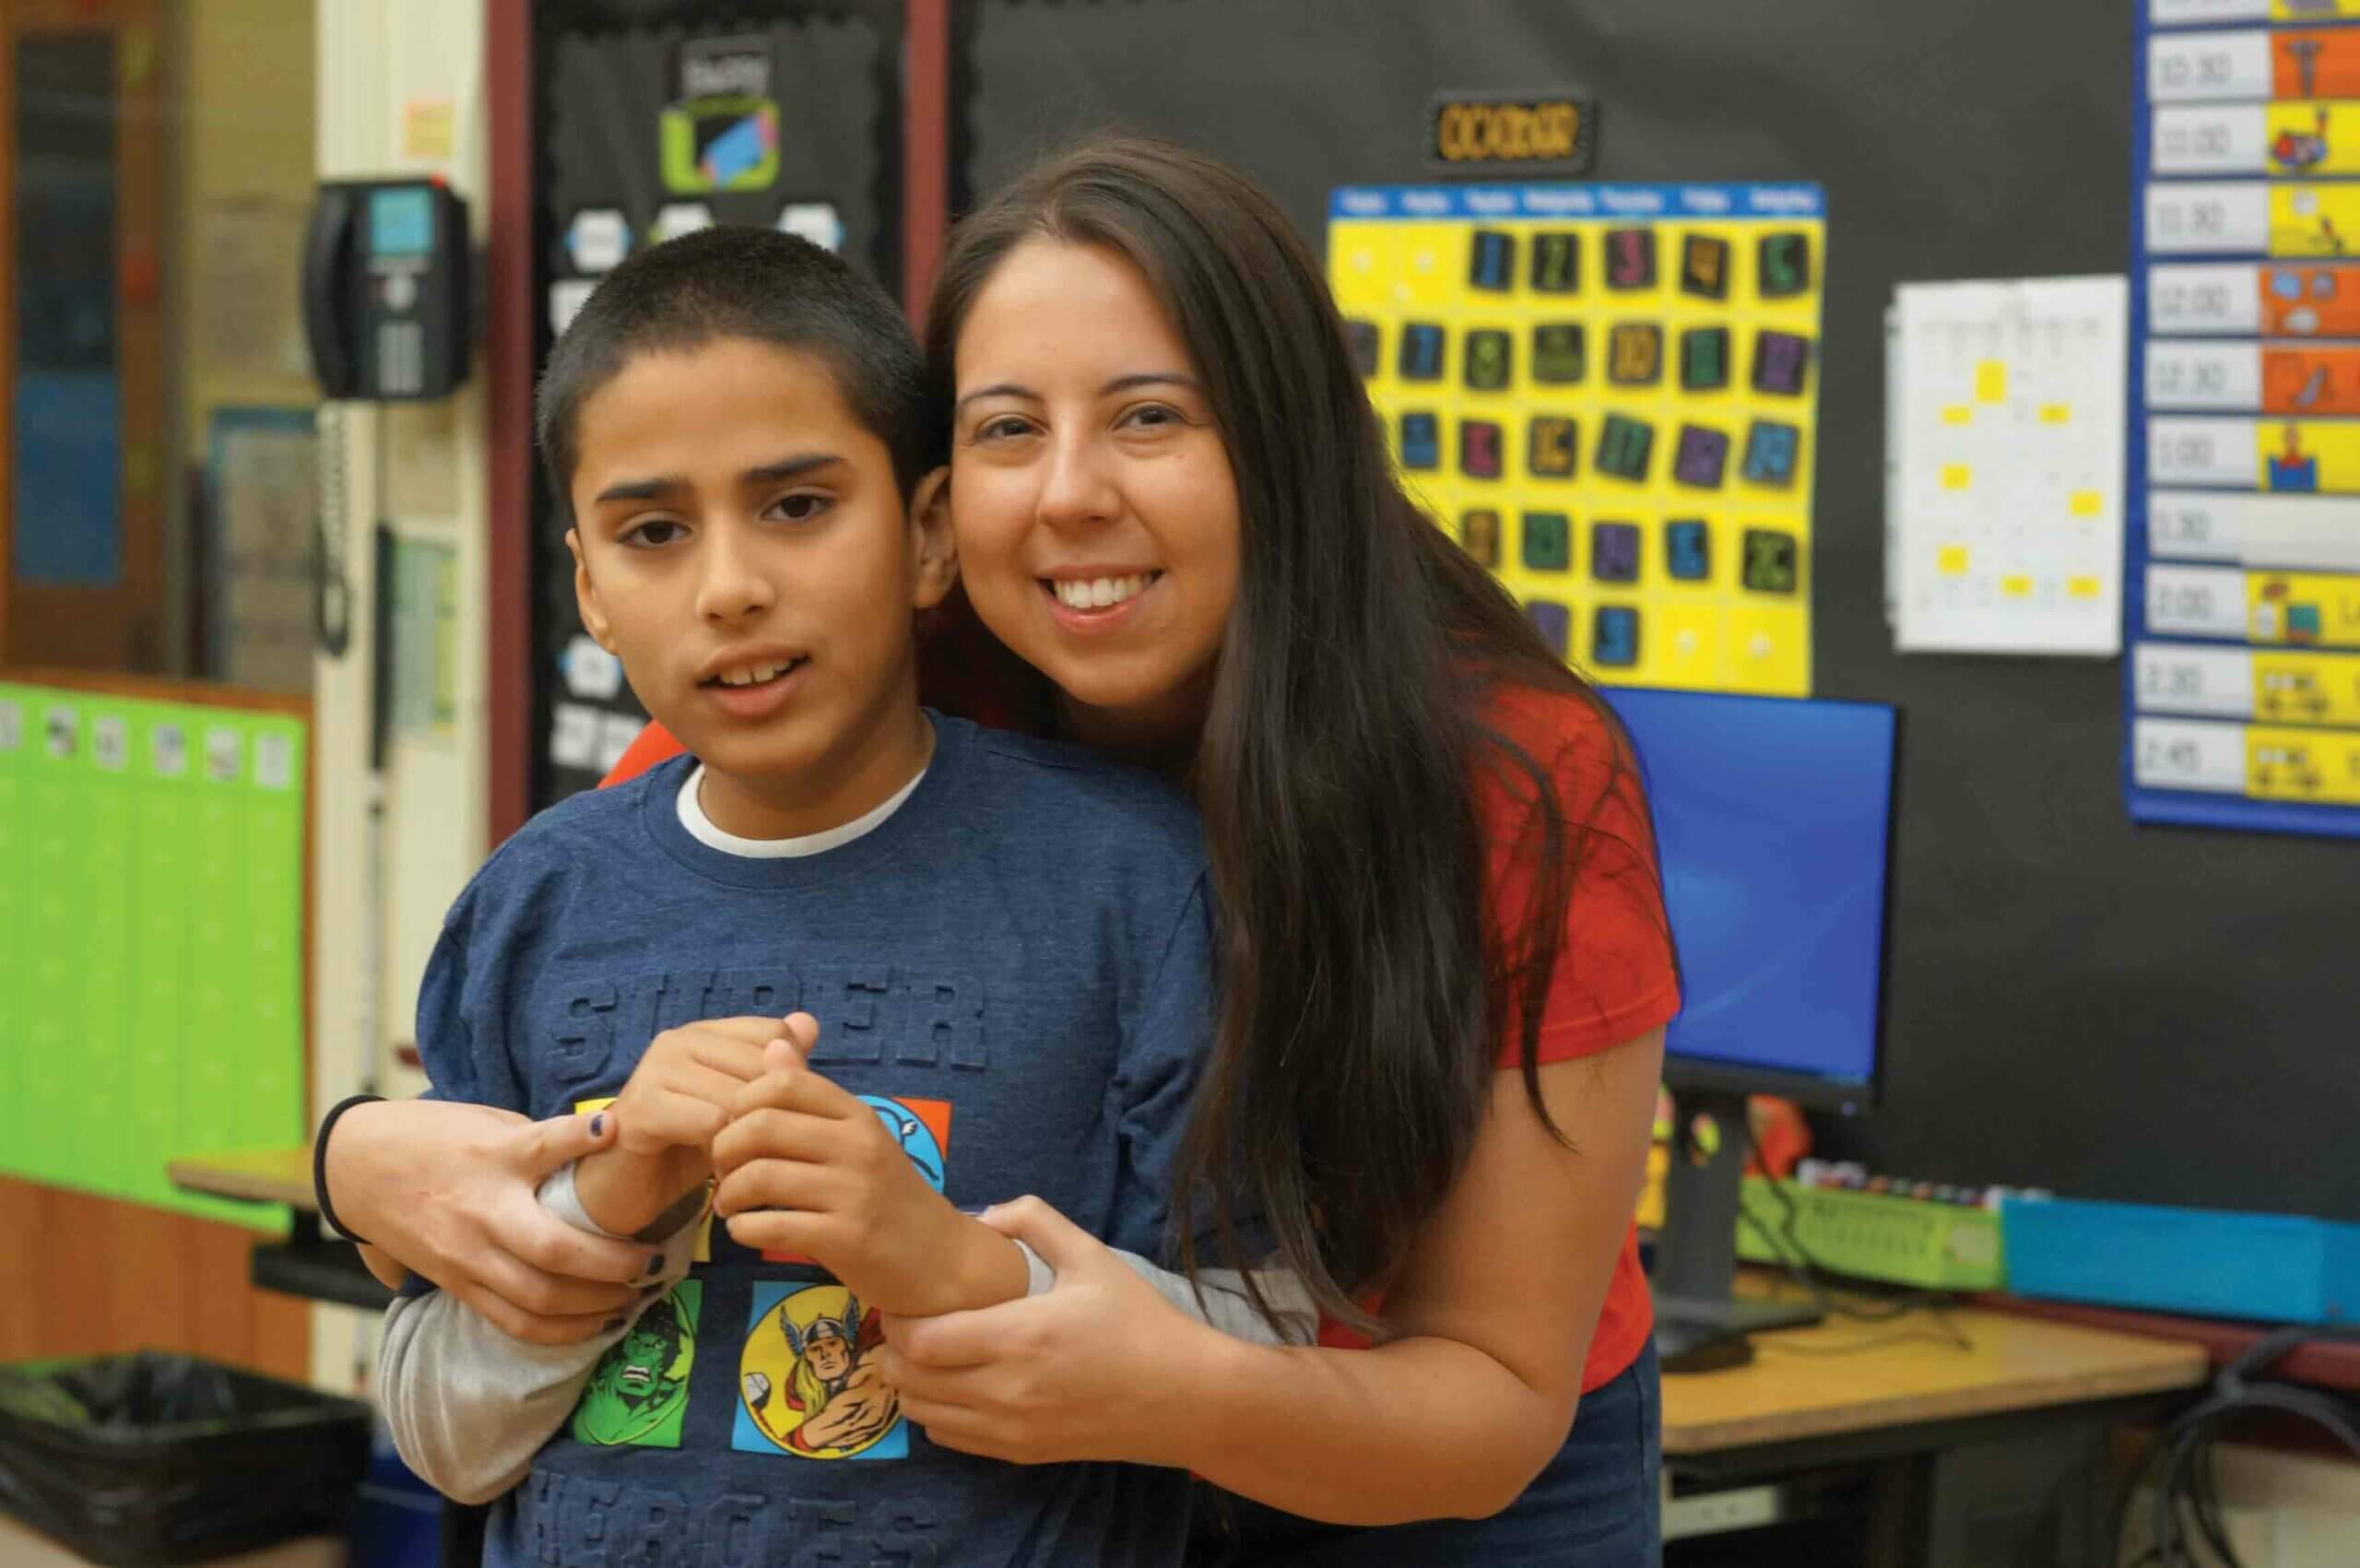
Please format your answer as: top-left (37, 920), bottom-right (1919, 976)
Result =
top-left (1598, 687), bottom-right (1900, 1362)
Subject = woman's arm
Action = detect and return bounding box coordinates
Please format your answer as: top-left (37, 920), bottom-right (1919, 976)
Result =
top-left (881, 1029), bottom-right (1662, 1525)
top-left (1190, 1031), bottom-right (1663, 1520)
top-left (324, 1098), bottom-right (666, 1342)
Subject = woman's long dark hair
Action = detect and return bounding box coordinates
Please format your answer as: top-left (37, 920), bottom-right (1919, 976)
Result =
top-left (926, 136), bottom-right (1653, 1328)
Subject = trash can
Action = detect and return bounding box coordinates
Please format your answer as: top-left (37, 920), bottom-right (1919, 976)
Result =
top-left (0, 1351), bottom-right (372, 1567)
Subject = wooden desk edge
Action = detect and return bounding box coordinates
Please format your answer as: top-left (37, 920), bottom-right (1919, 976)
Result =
top-left (1977, 1293), bottom-right (2360, 1392)
top-left (1661, 1331), bottom-right (2210, 1455)
top-left (166, 1147), bottom-right (319, 1210)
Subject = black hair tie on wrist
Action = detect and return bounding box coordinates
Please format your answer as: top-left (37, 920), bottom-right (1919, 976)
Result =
top-left (313, 1092), bottom-right (386, 1245)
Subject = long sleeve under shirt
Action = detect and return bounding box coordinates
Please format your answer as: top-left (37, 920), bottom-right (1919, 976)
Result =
top-left (384, 715), bottom-right (1224, 1568)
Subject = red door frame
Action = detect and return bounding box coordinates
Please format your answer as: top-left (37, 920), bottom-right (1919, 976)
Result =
top-left (484, 0), bottom-right (534, 846)
top-left (902, 0), bottom-right (951, 324)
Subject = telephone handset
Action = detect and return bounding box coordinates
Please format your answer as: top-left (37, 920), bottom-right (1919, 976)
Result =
top-left (301, 178), bottom-right (471, 401)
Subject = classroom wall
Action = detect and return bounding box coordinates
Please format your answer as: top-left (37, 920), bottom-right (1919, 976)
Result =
top-left (524, 0), bottom-right (904, 807)
top-left (171, 0), bottom-right (317, 692)
top-left (308, 0), bottom-right (494, 1389)
top-left (954, 0), bottom-right (2360, 1220)
top-left (0, 1), bottom-right (317, 1381)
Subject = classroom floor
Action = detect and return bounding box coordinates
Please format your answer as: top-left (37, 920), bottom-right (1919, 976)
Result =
top-left (0, 1515), bottom-right (343, 1568)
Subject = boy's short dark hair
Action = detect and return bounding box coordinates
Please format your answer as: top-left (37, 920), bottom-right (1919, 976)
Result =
top-left (536, 228), bottom-right (932, 525)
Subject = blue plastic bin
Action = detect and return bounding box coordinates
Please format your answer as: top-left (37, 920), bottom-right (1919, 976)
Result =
top-left (2002, 1197), bottom-right (2360, 1325)
top-left (350, 1422), bottom-right (440, 1568)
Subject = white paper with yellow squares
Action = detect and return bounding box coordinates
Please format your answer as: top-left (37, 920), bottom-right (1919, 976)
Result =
top-left (1892, 276), bottom-right (2130, 655)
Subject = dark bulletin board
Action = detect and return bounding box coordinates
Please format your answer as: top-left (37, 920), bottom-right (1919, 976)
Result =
top-left (958, 0), bottom-right (2360, 1220)
top-left (529, 0), bottom-right (901, 805)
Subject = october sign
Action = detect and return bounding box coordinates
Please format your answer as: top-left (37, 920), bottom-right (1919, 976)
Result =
top-left (1428, 91), bottom-right (1597, 176)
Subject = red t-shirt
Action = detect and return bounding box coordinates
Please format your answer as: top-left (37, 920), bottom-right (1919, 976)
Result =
top-left (598, 679), bottom-right (1677, 1395)
top-left (602, 720), bottom-right (689, 787)
top-left (1316, 681), bottom-right (1678, 1394)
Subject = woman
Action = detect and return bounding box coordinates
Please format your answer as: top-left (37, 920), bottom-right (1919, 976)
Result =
top-left (323, 136), bottom-right (1674, 1562)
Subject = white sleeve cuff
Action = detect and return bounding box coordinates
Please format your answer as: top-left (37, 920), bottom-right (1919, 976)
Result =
top-left (1015, 1238), bottom-right (1056, 1297)
top-left (537, 1160), bottom-right (707, 1244)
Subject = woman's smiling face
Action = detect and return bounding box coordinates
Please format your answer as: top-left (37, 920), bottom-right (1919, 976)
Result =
top-left (946, 238), bottom-right (1242, 742)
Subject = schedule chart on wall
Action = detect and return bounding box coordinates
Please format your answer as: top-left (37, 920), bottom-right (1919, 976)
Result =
top-left (2135, 2), bottom-right (2360, 834)
top-left (1328, 183), bottom-right (1826, 696)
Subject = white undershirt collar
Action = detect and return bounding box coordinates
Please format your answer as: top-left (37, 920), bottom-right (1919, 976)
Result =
top-left (676, 760), bottom-right (927, 858)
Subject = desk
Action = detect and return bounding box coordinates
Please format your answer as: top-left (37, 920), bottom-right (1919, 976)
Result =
top-left (1982, 1293), bottom-right (2360, 1393)
top-left (1665, 1301), bottom-right (2208, 1453)
top-left (168, 1147), bottom-right (315, 1208)
top-left (168, 1148), bottom-right (392, 1311)
top-left (1659, 1281), bottom-right (2208, 1566)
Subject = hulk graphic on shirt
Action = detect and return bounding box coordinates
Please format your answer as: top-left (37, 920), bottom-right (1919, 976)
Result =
top-left (572, 1281), bottom-right (700, 1448)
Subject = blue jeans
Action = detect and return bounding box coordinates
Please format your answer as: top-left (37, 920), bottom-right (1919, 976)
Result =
top-left (1186, 1340), bottom-right (1662, 1566)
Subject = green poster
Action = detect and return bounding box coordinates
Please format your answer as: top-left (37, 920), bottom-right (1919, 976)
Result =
top-left (79, 700), bottom-right (136, 1202)
top-left (22, 695), bottom-right (85, 1189)
top-left (0, 687), bottom-right (27, 1182)
top-left (236, 718), bottom-right (307, 1160)
top-left (125, 701), bottom-right (194, 1211)
top-left (182, 721), bottom-right (254, 1228)
top-left (0, 684), bottom-right (304, 1230)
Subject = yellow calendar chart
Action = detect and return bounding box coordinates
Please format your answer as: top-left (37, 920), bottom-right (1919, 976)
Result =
top-left (1329, 183), bottom-right (1826, 696)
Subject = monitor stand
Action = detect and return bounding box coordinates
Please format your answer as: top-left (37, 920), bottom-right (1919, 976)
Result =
top-left (1651, 1090), bottom-right (1822, 1369)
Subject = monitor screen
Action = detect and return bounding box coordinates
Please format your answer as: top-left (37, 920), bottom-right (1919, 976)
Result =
top-left (1600, 688), bottom-right (1895, 1104)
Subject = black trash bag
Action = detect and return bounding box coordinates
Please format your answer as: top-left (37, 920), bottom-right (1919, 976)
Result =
top-left (0, 1351), bottom-right (371, 1567)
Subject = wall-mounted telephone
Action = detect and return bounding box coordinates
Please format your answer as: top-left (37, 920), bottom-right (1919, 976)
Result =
top-left (302, 178), bottom-right (472, 400)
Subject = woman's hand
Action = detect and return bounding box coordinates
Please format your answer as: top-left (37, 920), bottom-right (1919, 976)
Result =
top-left (327, 1099), bottom-right (664, 1344)
top-left (875, 1197), bottom-right (1223, 1468)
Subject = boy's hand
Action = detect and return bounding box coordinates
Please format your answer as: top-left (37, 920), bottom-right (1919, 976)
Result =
top-left (577, 1014), bottom-right (816, 1236)
top-left (711, 1039), bottom-right (1027, 1316)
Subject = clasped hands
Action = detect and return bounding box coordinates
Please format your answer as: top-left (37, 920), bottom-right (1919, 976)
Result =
top-left (575, 1012), bottom-right (1017, 1319)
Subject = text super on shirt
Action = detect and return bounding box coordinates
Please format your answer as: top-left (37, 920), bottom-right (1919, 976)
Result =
top-left (415, 714), bottom-right (1213, 1568)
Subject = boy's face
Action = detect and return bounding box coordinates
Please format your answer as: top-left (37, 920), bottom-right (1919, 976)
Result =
top-left (567, 338), bottom-right (953, 796)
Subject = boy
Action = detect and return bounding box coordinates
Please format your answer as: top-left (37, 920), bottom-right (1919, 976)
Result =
top-left (376, 228), bottom-right (1215, 1567)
